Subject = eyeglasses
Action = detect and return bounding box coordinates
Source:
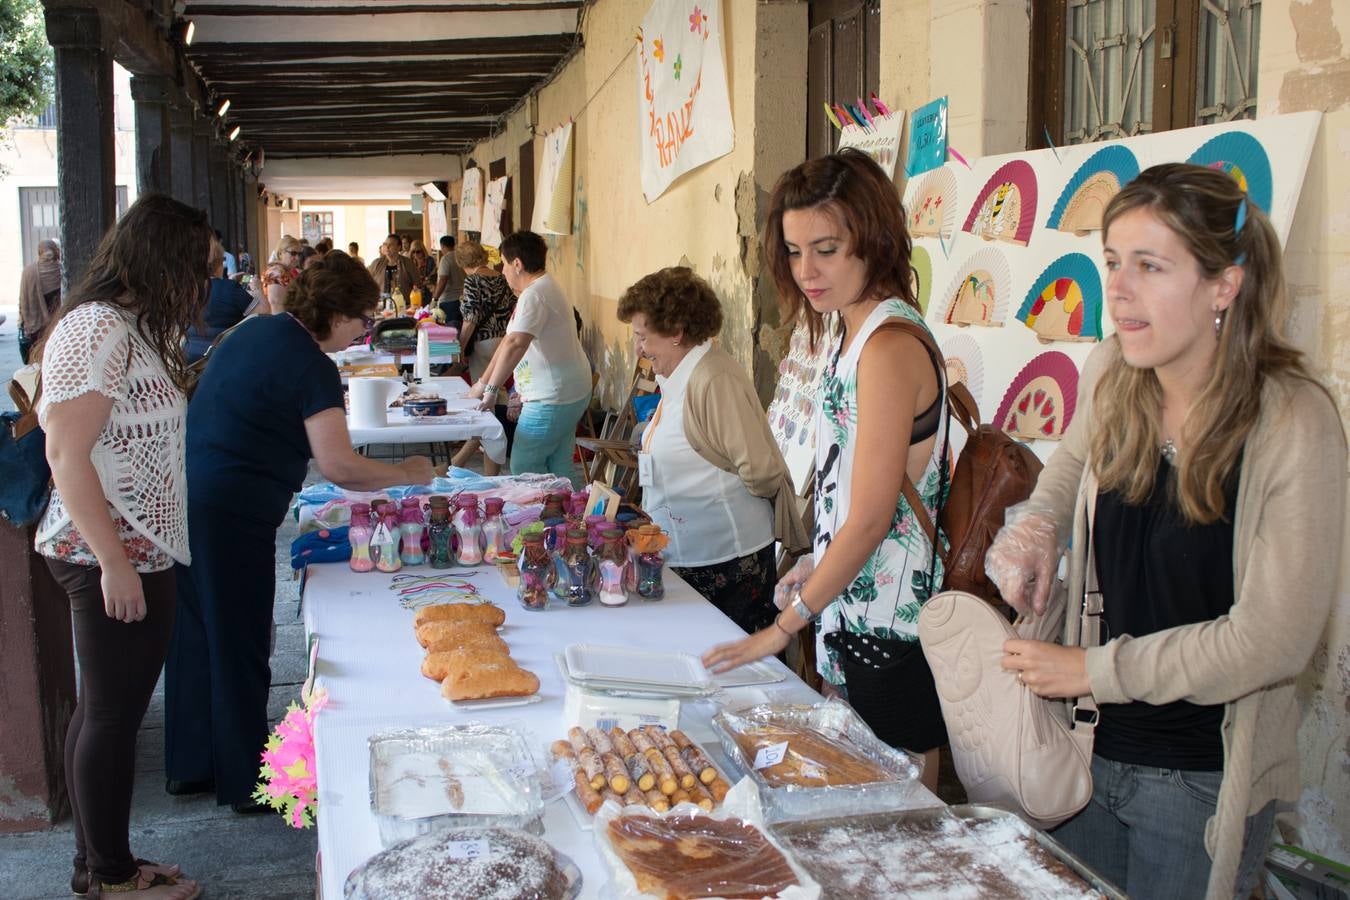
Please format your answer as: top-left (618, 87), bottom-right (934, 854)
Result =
top-left (360, 315), bottom-right (376, 330)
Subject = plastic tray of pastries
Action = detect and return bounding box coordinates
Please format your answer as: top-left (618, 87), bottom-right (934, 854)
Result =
top-left (770, 804), bottom-right (1125, 899)
top-left (368, 724), bottom-right (544, 846)
top-left (711, 700), bottom-right (929, 822)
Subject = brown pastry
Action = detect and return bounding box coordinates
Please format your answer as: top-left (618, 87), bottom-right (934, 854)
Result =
top-left (344, 826), bottom-right (568, 900)
top-left (606, 814), bottom-right (799, 899)
top-left (415, 619), bottom-right (500, 649)
top-left (443, 647), bottom-right (514, 682)
top-left (730, 722), bottom-right (890, 787)
top-left (425, 630), bottom-right (509, 656)
top-left (413, 602), bottom-right (505, 629)
top-left (440, 659), bottom-right (540, 701)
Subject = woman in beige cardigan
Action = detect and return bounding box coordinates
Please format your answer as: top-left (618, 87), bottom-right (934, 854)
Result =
top-left (617, 266), bottom-right (808, 634)
top-left (987, 164), bottom-right (1345, 899)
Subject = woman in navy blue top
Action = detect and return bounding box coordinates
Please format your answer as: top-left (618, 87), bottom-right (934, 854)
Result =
top-left (164, 252), bottom-right (435, 811)
top-left (185, 238), bottom-right (261, 363)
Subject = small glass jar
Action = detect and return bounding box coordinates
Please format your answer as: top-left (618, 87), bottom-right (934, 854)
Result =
top-left (452, 494), bottom-right (483, 565)
top-left (555, 529), bottom-right (595, 607)
top-left (398, 497), bottom-right (425, 566)
top-left (373, 505), bottom-right (402, 573)
top-left (481, 497), bottom-right (509, 564)
top-left (596, 528), bottom-right (629, 607)
top-left (632, 524), bottom-right (666, 601)
top-left (517, 533), bottom-right (551, 611)
top-left (348, 503), bottom-right (375, 573)
top-left (426, 499), bottom-right (453, 569)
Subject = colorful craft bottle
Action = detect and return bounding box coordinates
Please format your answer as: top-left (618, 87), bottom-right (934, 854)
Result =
top-left (542, 516), bottom-right (566, 554)
top-left (348, 503), bottom-right (375, 572)
top-left (427, 497), bottom-right (453, 568)
top-left (597, 528), bottom-right (629, 607)
top-left (584, 514), bottom-right (608, 551)
top-left (372, 506), bottom-right (402, 573)
top-left (517, 531), bottom-right (551, 611)
top-left (540, 494), bottom-right (566, 522)
top-left (481, 497), bottom-right (509, 564)
top-left (568, 491), bottom-right (589, 518)
top-left (398, 498), bottom-right (425, 566)
top-left (556, 529), bottom-right (595, 607)
top-left (631, 524), bottom-right (667, 601)
top-left (452, 494), bottom-right (484, 565)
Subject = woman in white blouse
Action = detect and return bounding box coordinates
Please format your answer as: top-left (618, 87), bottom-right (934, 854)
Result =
top-left (617, 267), bottom-right (808, 633)
top-left (36, 194), bottom-right (206, 899)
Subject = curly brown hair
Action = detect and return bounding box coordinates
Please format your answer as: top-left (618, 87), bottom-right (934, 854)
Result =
top-left (455, 239), bottom-right (488, 270)
top-left (616, 266), bottom-right (723, 343)
top-left (285, 251), bottom-right (378, 339)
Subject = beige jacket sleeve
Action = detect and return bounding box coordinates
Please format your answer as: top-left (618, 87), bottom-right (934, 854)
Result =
top-left (682, 347), bottom-right (810, 555)
top-left (1085, 379), bottom-right (1346, 706)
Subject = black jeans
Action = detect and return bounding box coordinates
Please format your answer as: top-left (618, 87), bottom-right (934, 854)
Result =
top-left (46, 559), bottom-right (177, 884)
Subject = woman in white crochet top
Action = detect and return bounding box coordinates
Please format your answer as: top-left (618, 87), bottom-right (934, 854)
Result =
top-left (36, 194), bottom-right (208, 900)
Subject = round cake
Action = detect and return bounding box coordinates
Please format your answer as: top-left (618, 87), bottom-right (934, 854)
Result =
top-left (344, 827), bottom-right (569, 900)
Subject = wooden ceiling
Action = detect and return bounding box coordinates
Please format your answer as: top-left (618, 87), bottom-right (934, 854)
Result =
top-left (181, 0), bottom-right (583, 159)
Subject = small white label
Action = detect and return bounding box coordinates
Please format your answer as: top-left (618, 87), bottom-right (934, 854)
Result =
top-left (753, 741), bottom-right (789, 769)
top-left (637, 452), bottom-right (654, 487)
top-left (445, 838), bottom-right (490, 861)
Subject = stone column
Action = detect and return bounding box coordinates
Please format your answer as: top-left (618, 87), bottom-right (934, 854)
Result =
top-left (207, 138), bottom-right (230, 232)
top-left (44, 5), bottom-right (116, 291)
top-left (129, 74), bottom-right (172, 195)
top-left (192, 120), bottom-right (212, 214)
top-left (168, 102), bottom-right (194, 204)
top-left (231, 164), bottom-right (247, 258)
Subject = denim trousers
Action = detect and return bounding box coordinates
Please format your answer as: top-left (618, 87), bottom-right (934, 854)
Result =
top-left (510, 395), bottom-right (589, 480)
top-left (1052, 754), bottom-right (1275, 899)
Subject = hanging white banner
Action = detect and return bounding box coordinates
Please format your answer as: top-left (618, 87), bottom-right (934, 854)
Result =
top-left (636, 0), bottom-right (734, 203)
top-left (459, 167), bottom-right (484, 233)
top-left (532, 121), bottom-right (575, 235)
top-left (481, 176), bottom-right (509, 248)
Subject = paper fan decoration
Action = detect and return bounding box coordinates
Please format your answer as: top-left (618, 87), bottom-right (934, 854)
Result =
top-left (911, 245), bottom-right (933, 316)
top-left (993, 351), bottom-right (1080, 442)
top-left (940, 334), bottom-right (985, 405)
top-left (1186, 131), bottom-right (1273, 212)
top-left (942, 247), bottom-right (1011, 328)
top-left (962, 160), bottom-right (1037, 246)
top-left (907, 168), bottom-right (958, 240)
top-left (1015, 253), bottom-right (1103, 344)
top-left (1047, 145), bottom-right (1140, 234)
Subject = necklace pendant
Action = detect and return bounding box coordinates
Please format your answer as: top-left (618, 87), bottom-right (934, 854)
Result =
top-left (1160, 439), bottom-right (1178, 464)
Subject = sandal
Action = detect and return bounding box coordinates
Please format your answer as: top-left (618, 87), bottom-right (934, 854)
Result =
top-left (81, 861), bottom-right (196, 900)
top-left (74, 860), bottom-right (183, 897)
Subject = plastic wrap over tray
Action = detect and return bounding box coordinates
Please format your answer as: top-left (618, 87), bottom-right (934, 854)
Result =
top-left (712, 699), bottom-right (928, 822)
top-left (367, 724), bottom-right (544, 846)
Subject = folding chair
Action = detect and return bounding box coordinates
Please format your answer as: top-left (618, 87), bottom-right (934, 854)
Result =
top-left (575, 356), bottom-right (657, 500)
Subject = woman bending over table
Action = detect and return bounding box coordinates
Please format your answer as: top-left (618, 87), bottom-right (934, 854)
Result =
top-left (164, 251), bottom-right (435, 812)
top-left (36, 194), bottom-right (209, 899)
top-left (985, 164), bottom-right (1344, 899)
top-left (617, 266), bottom-right (808, 634)
top-left (704, 150), bottom-right (950, 790)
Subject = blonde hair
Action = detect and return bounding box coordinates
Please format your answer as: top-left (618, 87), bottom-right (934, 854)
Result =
top-left (208, 237), bottom-right (225, 274)
top-left (1093, 163), bottom-right (1321, 523)
top-left (272, 235), bottom-right (302, 259)
top-left (455, 239), bottom-right (488, 270)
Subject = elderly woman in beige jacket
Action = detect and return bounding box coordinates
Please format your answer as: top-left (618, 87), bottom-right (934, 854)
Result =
top-left (986, 164), bottom-right (1345, 899)
top-left (618, 267), bottom-right (808, 634)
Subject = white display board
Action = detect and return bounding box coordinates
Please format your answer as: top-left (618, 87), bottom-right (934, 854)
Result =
top-left (459, 167), bottom-right (484, 233)
top-left (635, 0), bottom-right (734, 203)
top-left (533, 121), bottom-right (575, 235)
top-left (837, 110), bottom-right (906, 179)
top-left (481, 176), bottom-right (509, 249)
top-left (766, 317), bottom-right (838, 496)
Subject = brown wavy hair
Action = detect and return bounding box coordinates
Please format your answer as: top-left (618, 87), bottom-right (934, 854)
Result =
top-left (764, 149), bottom-right (916, 349)
top-left (55, 193), bottom-right (212, 390)
top-left (285, 250), bottom-right (378, 339)
top-left (617, 266), bottom-right (723, 343)
top-left (1093, 163), bottom-right (1324, 523)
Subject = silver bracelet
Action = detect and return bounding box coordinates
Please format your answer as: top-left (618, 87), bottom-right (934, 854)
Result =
top-left (789, 588), bottom-right (817, 623)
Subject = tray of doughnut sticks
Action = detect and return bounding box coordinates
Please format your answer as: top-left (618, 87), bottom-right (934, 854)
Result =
top-left (550, 725), bottom-right (733, 825)
top-left (413, 602), bottom-right (541, 707)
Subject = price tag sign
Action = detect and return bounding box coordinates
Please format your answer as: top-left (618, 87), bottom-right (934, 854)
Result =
top-left (637, 452), bottom-right (654, 487)
top-left (445, 838), bottom-right (491, 861)
top-left (753, 741), bottom-right (789, 770)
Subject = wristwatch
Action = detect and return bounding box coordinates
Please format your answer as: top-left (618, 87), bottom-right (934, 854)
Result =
top-left (789, 588), bottom-right (817, 624)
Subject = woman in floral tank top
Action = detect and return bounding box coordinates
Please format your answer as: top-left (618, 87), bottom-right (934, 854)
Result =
top-left (705, 151), bottom-right (950, 789)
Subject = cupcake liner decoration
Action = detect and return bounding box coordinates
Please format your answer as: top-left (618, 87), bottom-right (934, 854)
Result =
top-left (1046, 145), bottom-right (1140, 234)
top-left (940, 334), bottom-right (985, 406)
top-left (941, 247), bottom-right (1011, 328)
top-left (993, 351), bottom-right (1080, 442)
top-left (1015, 253), bottom-right (1104, 343)
top-left (962, 159), bottom-right (1038, 246)
top-left (907, 167), bottom-right (959, 241)
top-left (1186, 131), bottom-right (1273, 213)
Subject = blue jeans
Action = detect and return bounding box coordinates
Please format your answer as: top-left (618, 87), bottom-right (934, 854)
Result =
top-left (1052, 754), bottom-right (1275, 899)
top-left (510, 395), bottom-right (589, 481)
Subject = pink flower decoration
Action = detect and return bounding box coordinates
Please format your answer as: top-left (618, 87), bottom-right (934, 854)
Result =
top-left (690, 6), bottom-right (702, 32)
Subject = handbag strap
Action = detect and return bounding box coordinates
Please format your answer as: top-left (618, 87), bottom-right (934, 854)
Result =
top-left (1071, 472), bottom-right (1104, 737)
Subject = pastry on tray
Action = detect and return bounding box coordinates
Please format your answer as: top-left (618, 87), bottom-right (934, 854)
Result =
top-left (343, 826), bottom-right (568, 900)
top-left (413, 602), bottom-right (506, 629)
top-left (425, 629), bottom-right (510, 657)
top-left (416, 619), bottom-right (500, 649)
top-left (728, 722), bottom-right (890, 787)
top-left (440, 657), bottom-right (540, 702)
top-left (606, 813), bottom-right (799, 899)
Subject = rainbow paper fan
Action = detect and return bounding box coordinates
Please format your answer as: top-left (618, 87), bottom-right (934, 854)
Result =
top-left (1015, 253), bottom-right (1103, 344)
top-left (962, 160), bottom-right (1038, 246)
top-left (993, 351), bottom-right (1080, 442)
top-left (1186, 131), bottom-right (1273, 212)
top-left (911, 245), bottom-right (934, 317)
top-left (940, 334), bottom-right (985, 405)
top-left (1046, 145), bottom-right (1140, 234)
top-left (942, 247), bottom-right (1011, 328)
top-left (907, 167), bottom-right (958, 240)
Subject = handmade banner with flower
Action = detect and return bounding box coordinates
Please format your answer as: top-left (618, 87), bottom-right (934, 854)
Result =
top-left (252, 688), bottom-right (328, 828)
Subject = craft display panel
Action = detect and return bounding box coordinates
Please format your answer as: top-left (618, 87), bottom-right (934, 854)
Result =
top-left (909, 111), bottom-right (1319, 461)
top-left (767, 317), bottom-right (838, 495)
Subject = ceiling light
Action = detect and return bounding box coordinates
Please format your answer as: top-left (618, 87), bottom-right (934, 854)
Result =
top-left (216, 98), bottom-right (230, 117)
top-left (229, 125), bottom-right (241, 141)
top-left (183, 20), bottom-right (195, 45)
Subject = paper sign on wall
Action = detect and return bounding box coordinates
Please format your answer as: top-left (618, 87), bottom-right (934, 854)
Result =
top-left (459, 168), bottom-right (484, 233)
top-left (837, 109), bottom-right (906, 179)
top-left (906, 97), bottom-right (949, 177)
top-left (427, 200), bottom-right (448, 240)
top-left (481, 176), bottom-right (509, 248)
top-left (533, 121), bottom-right (575, 235)
top-left (636, 0), bottom-right (735, 203)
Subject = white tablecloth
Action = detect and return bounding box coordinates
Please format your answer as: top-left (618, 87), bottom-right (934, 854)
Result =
top-left (303, 563), bottom-right (935, 898)
top-left (347, 401), bottom-right (508, 465)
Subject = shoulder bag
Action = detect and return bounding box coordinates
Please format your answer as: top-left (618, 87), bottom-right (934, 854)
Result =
top-left (0, 374), bottom-right (52, 527)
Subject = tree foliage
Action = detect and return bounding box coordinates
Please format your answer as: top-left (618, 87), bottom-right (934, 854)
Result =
top-left (1, 0), bottom-right (52, 127)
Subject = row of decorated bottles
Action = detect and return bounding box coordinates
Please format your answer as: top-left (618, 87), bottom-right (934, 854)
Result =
top-left (347, 494), bottom-right (509, 573)
top-left (517, 523), bottom-right (668, 611)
